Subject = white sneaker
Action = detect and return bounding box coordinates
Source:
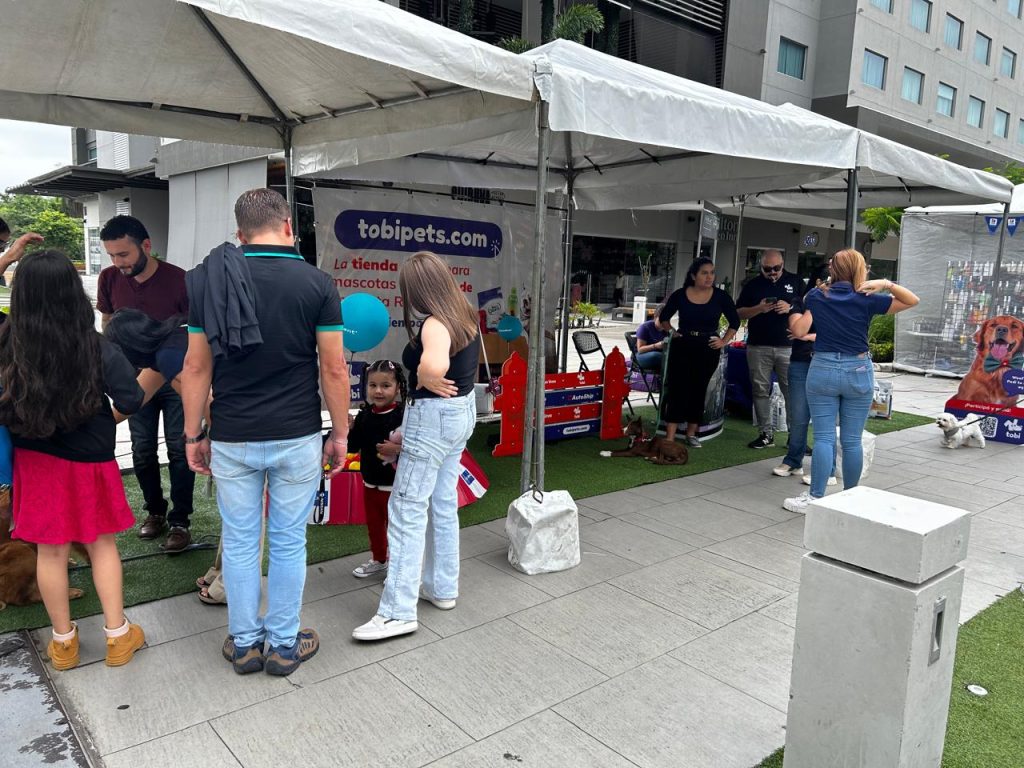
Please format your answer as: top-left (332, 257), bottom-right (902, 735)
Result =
top-left (419, 589), bottom-right (457, 610)
top-left (352, 559), bottom-right (388, 578)
top-left (772, 464), bottom-right (803, 477)
top-left (352, 615), bottom-right (418, 641)
top-left (783, 492), bottom-right (815, 514)
top-left (802, 475), bottom-right (838, 486)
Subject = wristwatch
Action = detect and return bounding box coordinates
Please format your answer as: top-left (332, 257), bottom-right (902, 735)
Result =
top-left (183, 428), bottom-right (208, 444)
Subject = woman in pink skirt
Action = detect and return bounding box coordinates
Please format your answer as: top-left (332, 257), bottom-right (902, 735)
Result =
top-left (0, 250), bottom-right (147, 670)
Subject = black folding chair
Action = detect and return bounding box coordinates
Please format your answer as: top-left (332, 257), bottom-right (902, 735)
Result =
top-left (625, 331), bottom-right (660, 409)
top-left (572, 330), bottom-right (605, 372)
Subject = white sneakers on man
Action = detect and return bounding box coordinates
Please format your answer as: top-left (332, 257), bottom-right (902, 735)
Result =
top-left (772, 464), bottom-right (803, 477)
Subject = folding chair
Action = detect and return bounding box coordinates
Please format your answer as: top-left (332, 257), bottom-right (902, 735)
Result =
top-left (571, 330), bottom-right (605, 372)
top-left (625, 331), bottom-right (660, 409)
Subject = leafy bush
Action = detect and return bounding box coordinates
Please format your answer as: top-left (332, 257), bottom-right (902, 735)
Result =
top-left (870, 342), bottom-right (894, 362)
top-left (869, 313), bottom-right (894, 344)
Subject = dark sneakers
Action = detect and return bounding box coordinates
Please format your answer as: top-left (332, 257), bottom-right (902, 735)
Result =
top-left (265, 629), bottom-right (320, 677)
top-left (161, 526), bottom-right (192, 552)
top-left (748, 432), bottom-right (774, 450)
top-left (138, 514), bottom-right (167, 540)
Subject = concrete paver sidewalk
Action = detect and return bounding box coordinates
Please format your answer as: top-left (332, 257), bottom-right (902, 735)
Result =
top-left (24, 414), bottom-right (1021, 768)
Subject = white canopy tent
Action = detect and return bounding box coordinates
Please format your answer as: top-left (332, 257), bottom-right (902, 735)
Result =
top-left (0, 0), bottom-right (538, 206)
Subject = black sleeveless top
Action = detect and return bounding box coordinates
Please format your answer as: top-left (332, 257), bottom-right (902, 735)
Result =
top-left (402, 323), bottom-right (480, 399)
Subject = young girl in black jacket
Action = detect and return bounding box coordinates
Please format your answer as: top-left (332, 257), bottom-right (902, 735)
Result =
top-left (348, 360), bottom-right (406, 578)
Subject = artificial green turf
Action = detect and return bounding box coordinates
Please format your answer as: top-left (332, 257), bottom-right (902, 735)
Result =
top-left (754, 590), bottom-right (1024, 768)
top-left (0, 408), bottom-right (931, 632)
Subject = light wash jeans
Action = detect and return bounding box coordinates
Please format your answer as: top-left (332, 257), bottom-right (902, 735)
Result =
top-left (378, 392), bottom-right (476, 621)
top-left (806, 353), bottom-right (874, 499)
top-left (211, 432), bottom-right (321, 650)
top-left (747, 344), bottom-right (791, 434)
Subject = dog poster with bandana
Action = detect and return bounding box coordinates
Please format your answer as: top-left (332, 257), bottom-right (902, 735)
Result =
top-left (945, 314), bottom-right (1024, 444)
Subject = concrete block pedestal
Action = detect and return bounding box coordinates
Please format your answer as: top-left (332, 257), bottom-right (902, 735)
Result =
top-left (784, 487), bottom-right (971, 768)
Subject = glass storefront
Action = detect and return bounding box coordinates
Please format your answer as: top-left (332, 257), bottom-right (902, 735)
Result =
top-left (571, 235), bottom-right (677, 306)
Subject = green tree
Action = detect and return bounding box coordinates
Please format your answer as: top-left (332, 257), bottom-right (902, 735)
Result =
top-left (499, 3), bottom-right (604, 52)
top-left (0, 194), bottom-right (83, 261)
top-left (860, 206), bottom-right (904, 243)
top-left (983, 161), bottom-right (1024, 184)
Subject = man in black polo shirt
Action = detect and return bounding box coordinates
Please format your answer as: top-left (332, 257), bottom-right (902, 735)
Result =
top-left (181, 188), bottom-right (350, 676)
top-left (736, 249), bottom-right (803, 449)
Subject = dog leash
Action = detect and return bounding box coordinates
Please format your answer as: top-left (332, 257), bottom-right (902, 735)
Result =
top-left (945, 395), bottom-right (1023, 429)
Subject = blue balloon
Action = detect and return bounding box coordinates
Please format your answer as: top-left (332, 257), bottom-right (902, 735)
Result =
top-left (497, 314), bottom-right (523, 341)
top-left (340, 293), bottom-right (390, 353)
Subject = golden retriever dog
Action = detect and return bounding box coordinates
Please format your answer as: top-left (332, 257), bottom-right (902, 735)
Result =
top-left (954, 315), bottom-right (1024, 407)
top-left (0, 487), bottom-right (86, 610)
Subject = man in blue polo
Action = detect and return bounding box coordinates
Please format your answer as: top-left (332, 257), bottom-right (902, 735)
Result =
top-left (181, 188), bottom-right (350, 676)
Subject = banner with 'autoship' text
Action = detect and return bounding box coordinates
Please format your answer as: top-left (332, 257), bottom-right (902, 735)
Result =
top-left (315, 187), bottom-right (561, 368)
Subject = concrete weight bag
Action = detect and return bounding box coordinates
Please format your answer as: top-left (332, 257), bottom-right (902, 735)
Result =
top-left (506, 489), bottom-right (581, 575)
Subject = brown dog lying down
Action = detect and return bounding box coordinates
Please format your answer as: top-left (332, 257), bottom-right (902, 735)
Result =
top-left (600, 417), bottom-right (689, 465)
top-left (0, 487), bottom-right (88, 610)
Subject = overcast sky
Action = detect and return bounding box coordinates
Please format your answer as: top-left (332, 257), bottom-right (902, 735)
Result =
top-left (0, 120), bottom-right (73, 194)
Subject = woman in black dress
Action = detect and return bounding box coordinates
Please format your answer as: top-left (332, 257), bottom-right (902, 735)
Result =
top-left (659, 258), bottom-right (740, 447)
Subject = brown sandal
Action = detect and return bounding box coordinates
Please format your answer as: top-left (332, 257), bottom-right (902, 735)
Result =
top-left (197, 587), bottom-right (226, 606)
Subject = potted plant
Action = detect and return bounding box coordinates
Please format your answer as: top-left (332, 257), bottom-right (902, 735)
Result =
top-left (573, 301), bottom-right (601, 327)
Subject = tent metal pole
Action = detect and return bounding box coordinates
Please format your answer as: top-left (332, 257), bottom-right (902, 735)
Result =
top-left (284, 126), bottom-right (296, 222)
top-left (521, 102), bottom-right (551, 494)
top-left (558, 133), bottom-right (576, 373)
top-left (990, 201), bottom-right (1011, 313)
top-left (730, 198), bottom-right (746, 299)
top-left (844, 168), bottom-right (859, 249)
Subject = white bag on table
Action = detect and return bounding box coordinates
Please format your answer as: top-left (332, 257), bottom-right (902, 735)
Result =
top-left (506, 489), bottom-right (581, 575)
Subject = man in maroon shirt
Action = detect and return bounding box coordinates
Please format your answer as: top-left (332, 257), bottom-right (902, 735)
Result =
top-left (97, 215), bottom-right (194, 552)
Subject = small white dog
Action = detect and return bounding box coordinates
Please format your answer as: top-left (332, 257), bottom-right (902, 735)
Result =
top-left (935, 413), bottom-right (986, 449)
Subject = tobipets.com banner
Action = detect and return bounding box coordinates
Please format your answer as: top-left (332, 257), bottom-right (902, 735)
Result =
top-left (314, 187), bottom-right (562, 366)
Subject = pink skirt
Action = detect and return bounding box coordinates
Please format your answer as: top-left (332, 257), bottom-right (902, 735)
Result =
top-left (11, 448), bottom-right (135, 545)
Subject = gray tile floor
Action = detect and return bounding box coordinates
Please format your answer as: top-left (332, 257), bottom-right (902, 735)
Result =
top-left (27, 411), bottom-right (1021, 768)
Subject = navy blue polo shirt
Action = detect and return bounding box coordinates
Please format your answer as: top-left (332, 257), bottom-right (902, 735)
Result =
top-left (187, 244), bottom-right (342, 442)
top-left (804, 283), bottom-right (892, 355)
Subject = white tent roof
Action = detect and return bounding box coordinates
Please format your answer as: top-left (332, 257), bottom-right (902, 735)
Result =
top-left (299, 41), bottom-right (1011, 209)
top-left (0, 0), bottom-right (536, 153)
top-left (902, 184), bottom-right (1024, 215)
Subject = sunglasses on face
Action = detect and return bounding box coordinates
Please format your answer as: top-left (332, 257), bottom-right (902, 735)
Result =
top-left (762, 264), bottom-right (782, 273)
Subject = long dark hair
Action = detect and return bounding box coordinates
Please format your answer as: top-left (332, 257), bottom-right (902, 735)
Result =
top-left (0, 250), bottom-right (104, 438)
top-left (399, 252), bottom-right (478, 352)
top-left (683, 257), bottom-right (715, 288)
top-left (360, 359), bottom-right (408, 413)
top-left (103, 308), bottom-right (185, 369)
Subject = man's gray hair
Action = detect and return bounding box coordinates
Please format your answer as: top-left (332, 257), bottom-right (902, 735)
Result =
top-left (761, 248), bottom-right (784, 263)
top-left (234, 188), bottom-right (290, 237)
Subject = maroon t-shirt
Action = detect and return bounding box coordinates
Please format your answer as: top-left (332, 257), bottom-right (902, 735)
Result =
top-left (97, 260), bottom-right (188, 321)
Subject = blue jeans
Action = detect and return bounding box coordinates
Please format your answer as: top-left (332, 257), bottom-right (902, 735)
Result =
top-left (378, 393), bottom-right (476, 621)
top-left (806, 353), bottom-right (874, 499)
top-left (211, 432), bottom-right (321, 650)
top-left (635, 350), bottom-right (663, 370)
top-left (784, 360), bottom-right (838, 476)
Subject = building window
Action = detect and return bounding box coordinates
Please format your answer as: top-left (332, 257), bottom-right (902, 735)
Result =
top-left (1010, 0), bottom-right (1023, 20)
top-left (1018, 119), bottom-right (1024, 144)
top-left (86, 146), bottom-right (97, 161)
top-left (937, 82), bottom-right (957, 116)
top-left (944, 14), bottom-right (964, 49)
top-left (870, 0), bottom-right (893, 11)
top-left (778, 37), bottom-right (807, 79)
top-left (1001, 48), bottom-right (1017, 78)
top-left (967, 96), bottom-right (985, 128)
top-left (901, 67), bottom-right (924, 103)
top-left (910, 0), bottom-right (932, 32)
top-left (994, 109), bottom-right (1010, 138)
top-left (862, 49), bottom-right (888, 89)
top-left (975, 33), bottom-right (992, 66)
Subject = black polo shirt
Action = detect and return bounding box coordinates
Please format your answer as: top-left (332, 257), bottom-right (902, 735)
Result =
top-left (736, 271), bottom-right (804, 347)
top-left (187, 244), bottom-right (342, 442)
